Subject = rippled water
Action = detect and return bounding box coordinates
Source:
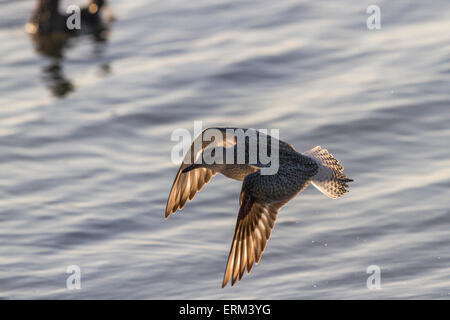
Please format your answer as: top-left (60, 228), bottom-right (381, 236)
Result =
top-left (0, 0), bottom-right (449, 299)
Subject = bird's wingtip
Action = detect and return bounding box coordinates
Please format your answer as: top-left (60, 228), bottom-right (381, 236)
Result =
top-left (221, 278), bottom-right (228, 288)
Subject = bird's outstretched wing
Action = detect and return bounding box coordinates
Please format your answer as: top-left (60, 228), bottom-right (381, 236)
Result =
top-left (221, 189), bottom-right (288, 287)
top-left (221, 159), bottom-right (317, 288)
top-left (165, 128), bottom-right (237, 218)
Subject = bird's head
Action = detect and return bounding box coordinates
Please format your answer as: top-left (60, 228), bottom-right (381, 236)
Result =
top-left (182, 147), bottom-right (228, 173)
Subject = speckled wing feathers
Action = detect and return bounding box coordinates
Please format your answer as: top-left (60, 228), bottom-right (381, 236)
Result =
top-left (304, 146), bottom-right (353, 198)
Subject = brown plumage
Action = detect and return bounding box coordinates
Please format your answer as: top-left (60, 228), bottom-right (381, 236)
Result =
top-left (165, 127), bottom-right (353, 287)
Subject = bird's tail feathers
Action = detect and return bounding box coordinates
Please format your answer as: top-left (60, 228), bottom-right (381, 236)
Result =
top-left (305, 146), bottom-right (353, 199)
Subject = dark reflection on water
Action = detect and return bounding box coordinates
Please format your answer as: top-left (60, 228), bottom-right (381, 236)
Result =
top-left (27, 0), bottom-right (114, 97)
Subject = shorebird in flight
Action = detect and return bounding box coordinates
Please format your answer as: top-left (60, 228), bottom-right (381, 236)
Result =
top-left (165, 128), bottom-right (353, 288)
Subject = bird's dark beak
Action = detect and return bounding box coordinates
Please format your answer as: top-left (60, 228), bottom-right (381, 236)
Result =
top-left (182, 164), bottom-right (200, 173)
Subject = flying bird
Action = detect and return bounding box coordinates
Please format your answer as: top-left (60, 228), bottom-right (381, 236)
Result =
top-left (165, 128), bottom-right (353, 288)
